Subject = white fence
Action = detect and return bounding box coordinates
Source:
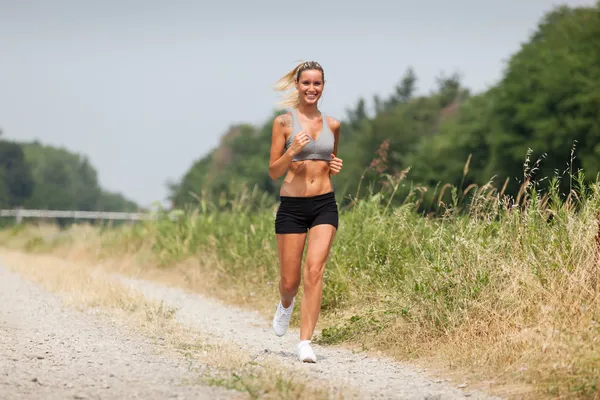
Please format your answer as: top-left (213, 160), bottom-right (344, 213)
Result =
top-left (0, 208), bottom-right (155, 223)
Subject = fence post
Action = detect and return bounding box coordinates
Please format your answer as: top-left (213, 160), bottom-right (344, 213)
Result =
top-left (15, 207), bottom-right (22, 225)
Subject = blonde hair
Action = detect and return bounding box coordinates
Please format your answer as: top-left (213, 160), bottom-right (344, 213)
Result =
top-left (274, 60), bottom-right (325, 109)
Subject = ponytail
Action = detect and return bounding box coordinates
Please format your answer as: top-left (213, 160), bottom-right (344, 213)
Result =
top-left (273, 60), bottom-right (325, 109)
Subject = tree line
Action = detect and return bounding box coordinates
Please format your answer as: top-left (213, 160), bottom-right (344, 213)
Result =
top-left (0, 134), bottom-right (139, 214)
top-left (167, 3), bottom-right (600, 213)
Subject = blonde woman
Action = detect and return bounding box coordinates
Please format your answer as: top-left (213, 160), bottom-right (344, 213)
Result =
top-left (268, 61), bottom-right (343, 363)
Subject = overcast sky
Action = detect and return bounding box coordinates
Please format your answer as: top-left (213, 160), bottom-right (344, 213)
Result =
top-left (0, 0), bottom-right (595, 208)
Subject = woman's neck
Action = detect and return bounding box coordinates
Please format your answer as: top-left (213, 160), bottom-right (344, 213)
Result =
top-left (296, 103), bottom-right (320, 119)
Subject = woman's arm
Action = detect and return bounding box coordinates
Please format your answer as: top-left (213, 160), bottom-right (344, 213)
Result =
top-left (268, 113), bottom-right (309, 180)
top-left (328, 117), bottom-right (343, 176)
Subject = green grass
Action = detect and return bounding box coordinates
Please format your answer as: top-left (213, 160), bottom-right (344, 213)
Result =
top-left (4, 169), bottom-right (600, 398)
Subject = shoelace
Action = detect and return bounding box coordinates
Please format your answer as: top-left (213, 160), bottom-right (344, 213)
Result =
top-left (276, 305), bottom-right (292, 325)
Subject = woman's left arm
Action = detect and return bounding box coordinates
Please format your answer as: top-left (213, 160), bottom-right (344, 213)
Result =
top-left (328, 117), bottom-right (343, 176)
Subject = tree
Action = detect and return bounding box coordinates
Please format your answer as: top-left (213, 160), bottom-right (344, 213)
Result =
top-left (21, 141), bottom-right (138, 212)
top-left (396, 67), bottom-right (417, 103)
top-left (488, 3), bottom-right (600, 193)
top-left (0, 140), bottom-right (34, 208)
top-left (383, 67), bottom-right (418, 110)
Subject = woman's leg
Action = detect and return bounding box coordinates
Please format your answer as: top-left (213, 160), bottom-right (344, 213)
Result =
top-left (272, 231), bottom-right (307, 337)
top-left (300, 223), bottom-right (337, 341)
top-left (276, 233), bottom-right (306, 307)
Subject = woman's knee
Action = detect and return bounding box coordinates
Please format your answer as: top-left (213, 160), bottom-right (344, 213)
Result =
top-left (304, 260), bottom-right (326, 288)
top-left (280, 275), bottom-right (300, 294)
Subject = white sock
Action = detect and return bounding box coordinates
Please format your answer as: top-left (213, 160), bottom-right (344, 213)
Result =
top-left (280, 300), bottom-right (294, 311)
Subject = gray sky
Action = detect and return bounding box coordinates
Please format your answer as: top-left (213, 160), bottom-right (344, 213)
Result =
top-left (0, 0), bottom-right (595, 208)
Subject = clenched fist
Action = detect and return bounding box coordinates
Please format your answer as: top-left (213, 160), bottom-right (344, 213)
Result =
top-left (289, 131), bottom-right (311, 156)
top-left (329, 153), bottom-right (343, 175)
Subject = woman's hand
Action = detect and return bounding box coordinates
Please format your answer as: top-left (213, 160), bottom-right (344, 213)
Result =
top-left (289, 131), bottom-right (310, 156)
top-left (329, 153), bottom-right (343, 175)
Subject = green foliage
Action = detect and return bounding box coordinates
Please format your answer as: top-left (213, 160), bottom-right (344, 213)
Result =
top-left (21, 142), bottom-right (98, 210)
top-left (488, 4), bottom-right (600, 193)
top-left (18, 141), bottom-right (138, 212)
top-left (0, 140), bottom-right (35, 208)
top-left (0, 138), bottom-right (138, 218)
top-left (0, 169), bottom-right (7, 207)
top-left (96, 190), bottom-right (139, 212)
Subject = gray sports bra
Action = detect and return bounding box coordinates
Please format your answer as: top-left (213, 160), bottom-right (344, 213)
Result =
top-left (285, 109), bottom-right (335, 162)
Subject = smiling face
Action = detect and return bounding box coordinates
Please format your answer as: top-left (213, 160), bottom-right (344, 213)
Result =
top-left (295, 69), bottom-right (325, 106)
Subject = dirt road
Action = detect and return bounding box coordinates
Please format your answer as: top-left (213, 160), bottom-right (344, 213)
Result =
top-left (116, 274), bottom-right (500, 400)
top-left (0, 264), bottom-right (236, 400)
top-left (0, 256), bottom-right (501, 399)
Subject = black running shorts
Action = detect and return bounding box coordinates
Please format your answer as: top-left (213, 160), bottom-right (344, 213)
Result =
top-left (275, 192), bottom-right (339, 234)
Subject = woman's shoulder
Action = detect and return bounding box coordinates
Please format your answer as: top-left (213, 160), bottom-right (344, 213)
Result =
top-left (273, 111), bottom-right (293, 128)
top-left (325, 115), bottom-right (341, 132)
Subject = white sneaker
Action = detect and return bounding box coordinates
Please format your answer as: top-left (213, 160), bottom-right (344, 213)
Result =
top-left (297, 340), bottom-right (317, 363)
top-left (272, 299), bottom-right (294, 337)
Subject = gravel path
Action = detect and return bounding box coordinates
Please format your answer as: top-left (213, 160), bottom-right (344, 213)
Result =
top-left (117, 274), bottom-right (502, 400)
top-left (0, 264), bottom-right (237, 400)
top-left (0, 254), bottom-right (502, 400)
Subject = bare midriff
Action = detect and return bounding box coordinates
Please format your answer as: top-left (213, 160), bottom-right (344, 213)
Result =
top-left (280, 159), bottom-right (332, 197)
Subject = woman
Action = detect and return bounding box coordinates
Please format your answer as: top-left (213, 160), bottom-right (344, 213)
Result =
top-left (268, 60), bottom-right (343, 363)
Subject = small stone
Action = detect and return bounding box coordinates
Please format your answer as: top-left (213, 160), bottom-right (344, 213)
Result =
top-left (458, 383), bottom-right (468, 388)
top-left (74, 394), bottom-right (87, 399)
top-left (31, 377), bottom-right (38, 383)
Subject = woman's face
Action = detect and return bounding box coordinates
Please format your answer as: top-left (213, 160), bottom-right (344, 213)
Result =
top-left (296, 69), bottom-right (324, 106)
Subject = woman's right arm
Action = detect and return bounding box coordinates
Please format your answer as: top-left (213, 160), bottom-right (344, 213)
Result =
top-left (268, 114), bottom-right (308, 180)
